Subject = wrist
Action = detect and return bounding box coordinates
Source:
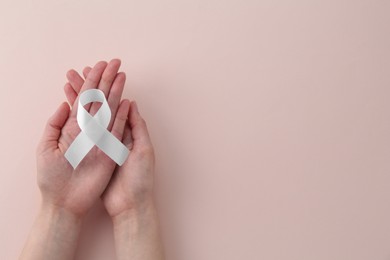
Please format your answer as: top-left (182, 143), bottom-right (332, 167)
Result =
top-left (39, 201), bottom-right (83, 227)
top-left (111, 201), bottom-right (164, 260)
top-left (107, 189), bottom-right (156, 218)
top-left (112, 200), bottom-right (157, 227)
top-left (20, 201), bottom-right (83, 259)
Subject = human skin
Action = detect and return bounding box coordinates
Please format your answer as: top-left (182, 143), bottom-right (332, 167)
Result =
top-left (20, 59), bottom-right (131, 259)
top-left (65, 67), bottom-right (164, 260)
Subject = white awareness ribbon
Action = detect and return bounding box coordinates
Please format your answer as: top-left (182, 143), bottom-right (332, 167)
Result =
top-left (64, 89), bottom-right (129, 169)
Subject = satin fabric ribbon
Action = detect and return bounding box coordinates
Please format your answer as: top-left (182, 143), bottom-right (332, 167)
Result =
top-left (64, 89), bottom-right (129, 169)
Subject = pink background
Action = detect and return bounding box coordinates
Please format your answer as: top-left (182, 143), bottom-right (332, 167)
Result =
top-left (1, 0), bottom-right (390, 259)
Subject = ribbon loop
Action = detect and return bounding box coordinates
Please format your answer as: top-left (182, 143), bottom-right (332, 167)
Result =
top-left (65, 89), bottom-right (129, 169)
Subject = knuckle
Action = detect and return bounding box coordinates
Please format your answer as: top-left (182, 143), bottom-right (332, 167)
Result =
top-left (47, 117), bottom-right (59, 131)
top-left (100, 75), bottom-right (111, 86)
top-left (117, 112), bottom-right (128, 123)
top-left (111, 128), bottom-right (122, 139)
top-left (85, 74), bottom-right (99, 86)
top-left (138, 145), bottom-right (154, 158)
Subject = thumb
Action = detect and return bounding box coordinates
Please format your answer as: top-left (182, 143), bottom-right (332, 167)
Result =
top-left (38, 102), bottom-right (70, 152)
top-left (128, 101), bottom-right (153, 150)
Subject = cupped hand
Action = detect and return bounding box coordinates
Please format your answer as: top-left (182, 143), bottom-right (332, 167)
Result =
top-left (64, 66), bottom-right (156, 218)
top-left (37, 59), bottom-right (130, 217)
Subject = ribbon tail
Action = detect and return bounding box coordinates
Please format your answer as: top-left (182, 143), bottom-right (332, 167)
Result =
top-left (64, 132), bottom-right (95, 169)
top-left (95, 132), bottom-right (130, 166)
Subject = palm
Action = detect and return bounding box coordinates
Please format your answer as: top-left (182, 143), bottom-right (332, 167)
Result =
top-left (37, 60), bottom-right (129, 216)
top-left (102, 123), bottom-right (155, 217)
top-left (38, 122), bottom-right (117, 215)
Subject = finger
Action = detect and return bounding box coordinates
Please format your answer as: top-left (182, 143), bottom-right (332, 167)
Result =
top-left (64, 83), bottom-right (77, 106)
top-left (90, 59), bottom-right (121, 115)
top-left (107, 72), bottom-right (126, 130)
top-left (121, 111), bottom-right (133, 149)
top-left (128, 101), bottom-right (153, 149)
top-left (83, 66), bottom-right (92, 79)
top-left (81, 60), bottom-right (108, 91)
top-left (38, 102), bottom-right (70, 152)
top-left (70, 61), bottom-right (108, 117)
top-left (66, 69), bottom-right (84, 93)
top-left (110, 99), bottom-right (130, 141)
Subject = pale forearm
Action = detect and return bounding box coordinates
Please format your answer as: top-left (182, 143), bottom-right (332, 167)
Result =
top-left (20, 203), bottom-right (82, 260)
top-left (113, 202), bottom-right (164, 260)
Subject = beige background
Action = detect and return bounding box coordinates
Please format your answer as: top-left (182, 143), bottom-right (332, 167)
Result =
top-left (1, 0), bottom-right (390, 259)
